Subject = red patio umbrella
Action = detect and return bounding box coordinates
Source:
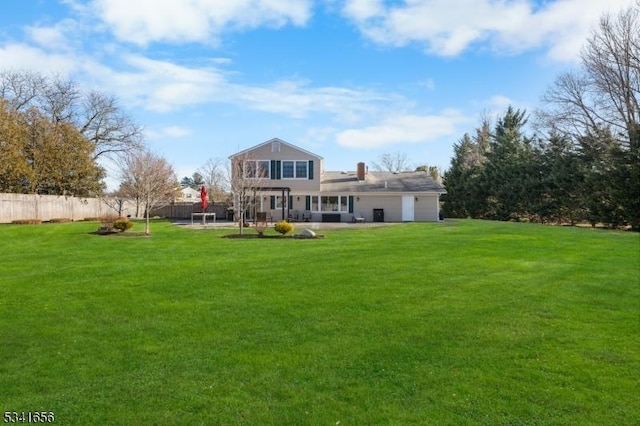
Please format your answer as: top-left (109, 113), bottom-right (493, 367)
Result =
top-left (200, 185), bottom-right (208, 212)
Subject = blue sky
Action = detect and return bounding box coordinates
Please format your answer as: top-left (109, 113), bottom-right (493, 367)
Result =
top-left (1, 0), bottom-right (635, 187)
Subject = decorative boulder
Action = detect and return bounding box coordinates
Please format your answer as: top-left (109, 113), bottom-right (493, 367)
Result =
top-left (299, 228), bottom-right (316, 238)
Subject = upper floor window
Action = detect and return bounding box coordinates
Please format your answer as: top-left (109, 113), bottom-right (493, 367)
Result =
top-left (296, 161), bottom-right (308, 178)
top-left (282, 160), bottom-right (308, 179)
top-left (271, 141), bottom-right (281, 153)
top-left (244, 160), bottom-right (270, 178)
top-left (257, 161), bottom-right (270, 178)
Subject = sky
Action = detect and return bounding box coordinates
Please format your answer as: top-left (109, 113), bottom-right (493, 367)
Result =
top-left (0, 0), bottom-right (636, 187)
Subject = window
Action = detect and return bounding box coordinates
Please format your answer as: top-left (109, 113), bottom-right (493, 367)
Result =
top-left (322, 196), bottom-right (338, 211)
top-left (271, 195), bottom-right (288, 209)
top-left (257, 161), bottom-right (270, 178)
top-left (282, 160), bottom-right (308, 179)
top-left (282, 161), bottom-right (294, 178)
top-left (243, 161), bottom-right (256, 178)
top-left (310, 195), bottom-right (349, 212)
top-left (243, 160), bottom-right (270, 179)
top-left (272, 141), bottom-right (280, 152)
top-left (295, 161), bottom-right (308, 178)
top-left (341, 196), bottom-right (349, 211)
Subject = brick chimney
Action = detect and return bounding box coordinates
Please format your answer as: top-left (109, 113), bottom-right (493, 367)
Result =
top-left (357, 162), bottom-right (366, 181)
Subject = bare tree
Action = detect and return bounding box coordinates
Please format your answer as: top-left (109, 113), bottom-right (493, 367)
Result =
top-left (0, 71), bottom-right (143, 160)
top-left (198, 157), bottom-right (229, 203)
top-left (0, 71), bottom-right (44, 111)
top-left (539, 2), bottom-right (639, 147)
top-left (227, 152), bottom-right (268, 235)
top-left (80, 91), bottom-right (144, 160)
top-left (372, 151), bottom-right (411, 172)
top-left (537, 1), bottom-right (639, 230)
top-left (41, 74), bottom-right (79, 123)
top-left (117, 149), bottom-right (179, 235)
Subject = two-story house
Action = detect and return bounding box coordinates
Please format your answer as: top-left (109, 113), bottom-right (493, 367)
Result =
top-left (229, 138), bottom-right (446, 223)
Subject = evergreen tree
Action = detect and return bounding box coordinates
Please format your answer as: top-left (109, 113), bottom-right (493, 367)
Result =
top-left (480, 107), bottom-right (535, 221)
top-left (443, 134), bottom-right (476, 217)
top-left (538, 3), bottom-right (639, 229)
top-left (535, 134), bottom-right (585, 224)
top-left (443, 121), bottom-right (491, 218)
top-left (578, 128), bottom-right (628, 227)
top-left (180, 176), bottom-right (194, 188)
top-left (191, 172), bottom-right (205, 189)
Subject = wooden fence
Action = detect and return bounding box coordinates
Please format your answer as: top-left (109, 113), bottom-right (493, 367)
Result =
top-left (0, 193), bottom-right (136, 224)
top-left (150, 202), bottom-right (229, 220)
top-left (0, 193), bottom-right (230, 223)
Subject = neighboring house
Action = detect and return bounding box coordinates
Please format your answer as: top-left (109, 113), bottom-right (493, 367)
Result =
top-left (229, 138), bottom-right (446, 223)
top-left (176, 187), bottom-right (201, 202)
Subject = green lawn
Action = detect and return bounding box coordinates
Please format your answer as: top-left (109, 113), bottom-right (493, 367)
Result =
top-left (1, 220), bottom-right (638, 425)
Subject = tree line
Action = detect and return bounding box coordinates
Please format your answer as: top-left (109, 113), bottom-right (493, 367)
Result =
top-left (443, 3), bottom-right (639, 231)
top-left (0, 71), bottom-right (180, 233)
top-left (0, 71), bottom-right (144, 196)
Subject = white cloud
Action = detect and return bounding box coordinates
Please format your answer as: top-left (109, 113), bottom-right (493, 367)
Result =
top-left (0, 43), bottom-right (76, 75)
top-left (27, 23), bottom-right (71, 50)
top-left (234, 78), bottom-right (396, 120)
top-left (83, 54), bottom-right (399, 121)
top-left (147, 126), bottom-right (193, 140)
top-left (162, 126), bottom-right (193, 138)
top-left (516, 0), bottom-right (636, 62)
top-left (336, 109), bottom-right (471, 149)
top-left (484, 94), bottom-right (515, 111)
top-left (418, 78), bottom-right (436, 91)
top-left (342, 0), bottom-right (637, 61)
top-left (91, 0), bottom-right (313, 45)
top-left (343, 0), bottom-right (385, 21)
top-left (100, 55), bottom-right (229, 112)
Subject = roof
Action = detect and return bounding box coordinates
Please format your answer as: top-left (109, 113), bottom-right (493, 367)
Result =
top-left (321, 171), bottom-right (446, 194)
top-left (229, 137), bottom-right (323, 160)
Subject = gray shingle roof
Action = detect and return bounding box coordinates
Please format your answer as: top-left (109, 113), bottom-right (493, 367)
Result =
top-left (320, 171), bottom-right (446, 193)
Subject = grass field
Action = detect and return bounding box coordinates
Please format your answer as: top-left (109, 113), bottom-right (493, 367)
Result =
top-left (0, 219), bottom-right (638, 425)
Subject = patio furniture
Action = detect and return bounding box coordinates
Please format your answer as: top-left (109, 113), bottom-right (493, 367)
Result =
top-left (352, 213), bottom-right (366, 223)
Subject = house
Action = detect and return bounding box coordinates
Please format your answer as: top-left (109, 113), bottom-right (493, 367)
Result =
top-left (176, 187), bottom-right (201, 202)
top-left (228, 138), bottom-right (446, 223)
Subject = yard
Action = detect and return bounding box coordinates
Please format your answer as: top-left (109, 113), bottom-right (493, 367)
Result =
top-left (0, 220), bottom-right (638, 425)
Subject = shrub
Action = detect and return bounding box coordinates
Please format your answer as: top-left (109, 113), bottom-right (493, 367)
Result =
top-left (100, 215), bottom-right (118, 231)
top-left (50, 218), bottom-right (72, 223)
top-left (274, 220), bottom-right (294, 235)
top-left (113, 217), bottom-right (133, 232)
top-left (11, 219), bottom-right (42, 225)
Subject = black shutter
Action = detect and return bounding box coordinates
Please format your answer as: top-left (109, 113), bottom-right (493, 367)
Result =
top-left (288, 195), bottom-right (293, 209)
top-left (305, 196), bottom-right (311, 210)
top-left (270, 196), bottom-right (275, 210)
top-left (270, 160), bottom-right (282, 179)
top-left (270, 160), bottom-right (277, 179)
top-left (308, 160), bottom-right (314, 180)
top-left (348, 196), bottom-right (354, 213)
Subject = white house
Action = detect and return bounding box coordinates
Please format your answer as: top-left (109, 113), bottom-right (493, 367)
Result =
top-left (176, 187), bottom-right (201, 202)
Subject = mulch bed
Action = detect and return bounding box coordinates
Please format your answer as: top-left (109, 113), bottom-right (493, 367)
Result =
top-left (222, 233), bottom-right (324, 239)
top-left (91, 230), bottom-right (150, 237)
